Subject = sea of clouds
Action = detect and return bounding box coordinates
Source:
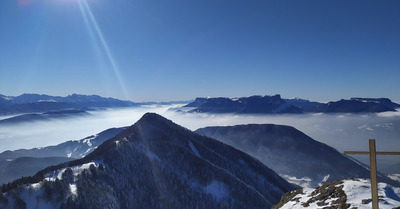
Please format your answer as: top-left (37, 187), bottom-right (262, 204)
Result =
top-left (0, 105), bottom-right (399, 173)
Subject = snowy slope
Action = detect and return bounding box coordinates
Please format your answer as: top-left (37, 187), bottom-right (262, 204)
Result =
top-left (276, 178), bottom-right (400, 209)
top-left (0, 127), bottom-right (125, 184)
top-left (0, 127), bottom-right (125, 160)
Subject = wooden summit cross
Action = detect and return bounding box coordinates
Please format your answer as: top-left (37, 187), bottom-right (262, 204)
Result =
top-left (344, 139), bottom-right (400, 209)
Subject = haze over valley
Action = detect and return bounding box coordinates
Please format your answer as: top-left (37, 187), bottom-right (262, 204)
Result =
top-left (1, 94), bottom-right (399, 175)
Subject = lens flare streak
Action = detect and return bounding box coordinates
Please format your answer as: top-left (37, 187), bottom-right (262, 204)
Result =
top-left (77, 0), bottom-right (129, 99)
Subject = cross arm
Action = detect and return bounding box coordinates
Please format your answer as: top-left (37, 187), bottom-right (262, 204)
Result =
top-left (344, 151), bottom-right (400, 155)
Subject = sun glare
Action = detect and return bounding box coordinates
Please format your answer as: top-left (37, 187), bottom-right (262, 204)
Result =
top-left (76, 0), bottom-right (130, 100)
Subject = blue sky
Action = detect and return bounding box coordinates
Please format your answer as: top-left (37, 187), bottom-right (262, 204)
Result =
top-left (0, 0), bottom-right (399, 102)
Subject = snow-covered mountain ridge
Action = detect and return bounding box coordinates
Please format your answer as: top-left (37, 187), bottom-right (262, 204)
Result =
top-left (0, 127), bottom-right (125, 184)
top-left (0, 113), bottom-right (297, 208)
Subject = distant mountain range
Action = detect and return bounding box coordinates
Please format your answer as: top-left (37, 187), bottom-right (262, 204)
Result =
top-left (196, 124), bottom-right (399, 188)
top-left (0, 127), bottom-right (125, 184)
top-left (0, 113), bottom-right (296, 208)
top-left (285, 97), bottom-right (400, 113)
top-left (2, 93), bottom-right (398, 116)
top-left (0, 109), bottom-right (90, 125)
top-left (0, 94), bottom-right (138, 115)
top-left (184, 95), bottom-right (302, 114)
top-left (180, 95), bottom-right (400, 114)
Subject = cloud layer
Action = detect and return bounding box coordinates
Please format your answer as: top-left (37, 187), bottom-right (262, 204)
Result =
top-left (0, 105), bottom-right (399, 171)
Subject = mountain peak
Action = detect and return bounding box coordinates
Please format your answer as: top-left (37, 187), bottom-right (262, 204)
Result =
top-left (85, 112), bottom-right (190, 160)
top-left (137, 112), bottom-right (171, 124)
top-left (1, 113), bottom-right (296, 208)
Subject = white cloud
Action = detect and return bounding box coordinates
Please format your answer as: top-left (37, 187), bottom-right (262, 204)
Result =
top-left (377, 108), bottom-right (400, 117)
